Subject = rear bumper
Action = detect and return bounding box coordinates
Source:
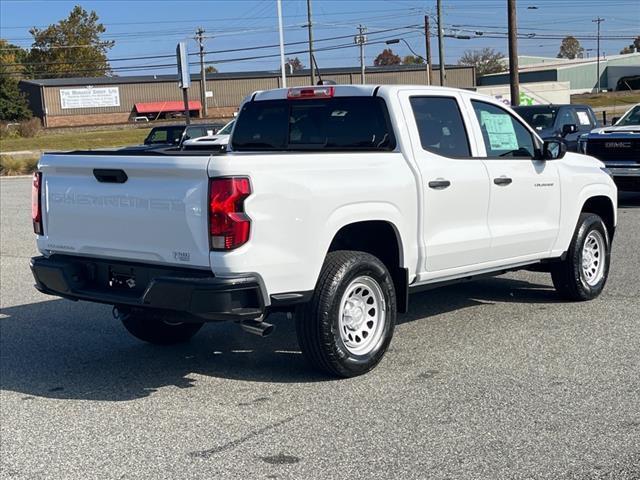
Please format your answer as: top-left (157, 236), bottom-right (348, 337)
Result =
top-left (30, 255), bottom-right (265, 321)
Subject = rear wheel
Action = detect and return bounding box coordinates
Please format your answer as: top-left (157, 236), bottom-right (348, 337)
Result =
top-left (551, 213), bottom-right (611, 301)
top-left (296, 250), bottom-right (396, 378)
top-left (117, 307), bottom-right (203, 345)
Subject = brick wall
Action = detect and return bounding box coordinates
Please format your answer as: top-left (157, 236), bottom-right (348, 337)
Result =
top-left (46, 112), bottom-right (131, 128)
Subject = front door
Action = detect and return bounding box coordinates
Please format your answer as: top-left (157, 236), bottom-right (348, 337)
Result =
top-left (466, 99), bottom-right (561, 262)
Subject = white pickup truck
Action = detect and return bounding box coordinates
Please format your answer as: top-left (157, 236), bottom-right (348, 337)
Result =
top-left (31, 85), bottom-right (617, 377)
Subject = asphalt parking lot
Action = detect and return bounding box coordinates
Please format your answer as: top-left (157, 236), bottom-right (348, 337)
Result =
top-left (1, 176), bottom-right (639, 480)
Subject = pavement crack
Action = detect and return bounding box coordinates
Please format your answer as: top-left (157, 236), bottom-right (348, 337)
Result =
top-left (188, 414), bottom-right (300, 459)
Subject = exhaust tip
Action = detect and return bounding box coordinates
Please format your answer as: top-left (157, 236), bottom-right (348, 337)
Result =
top-left (240, 319), bottom-right (275, 337)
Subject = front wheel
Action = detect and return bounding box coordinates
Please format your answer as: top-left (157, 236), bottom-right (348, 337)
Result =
top-left (551, 213), bottom-right (611, 301)
top-left (296, 251), bottom-right (397, 378)
top-left (118, 308), bottom-right (203, 345)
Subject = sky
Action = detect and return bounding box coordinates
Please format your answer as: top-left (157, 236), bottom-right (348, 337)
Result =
top-left (1, 0), bottom-right (638, 77)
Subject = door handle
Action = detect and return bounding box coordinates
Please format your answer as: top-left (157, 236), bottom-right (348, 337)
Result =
top-left (94, 169), bottom-right (128, 183)
top-left (493, 176), bottom-right (513, 186)
top-left (428, 179), bottom-right (451, 190)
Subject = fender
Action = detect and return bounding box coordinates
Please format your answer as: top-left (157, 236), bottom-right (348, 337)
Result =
top-left (551, 182), bottom-right (617, 255)
top-left (297, 202), bottom-right (415, 295)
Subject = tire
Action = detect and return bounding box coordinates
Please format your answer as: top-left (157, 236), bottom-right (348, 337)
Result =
top-left (296, 250), bottom-right (397, 378)
top-left (118, 307), bottom-right (203, 345)
top-left (551, 213), bottom-right (611, 301)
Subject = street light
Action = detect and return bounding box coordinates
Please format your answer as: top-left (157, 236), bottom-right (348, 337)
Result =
top-left (385, 38), bottom-right (427, 62)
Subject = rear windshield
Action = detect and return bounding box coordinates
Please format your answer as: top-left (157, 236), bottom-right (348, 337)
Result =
top-left (513, 106), bottom-right (558, 130)
top-left (231, 97), bottom-right (396, 151)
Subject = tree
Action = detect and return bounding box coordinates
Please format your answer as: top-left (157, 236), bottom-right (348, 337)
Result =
top-left (557, 36), bottom-right (584, 59)
top-left (620, 36), bottom-right (640, 54)
top-left (373, 48), bottom-right (401, 66)
top-left (0, 39), bottom-right (29, 78)
top-left (205, 65), bottom-right (218, 74)
top-left (0, 40), bottom-right (32, 121)
top-left (403, 55), bottom-right (424, 65)
top-left (27, 5), bottom-right (114, 78)
top-left (458, 48), bottom-right (505, 78)
top-left (286, 57), bottom-right (304, 71)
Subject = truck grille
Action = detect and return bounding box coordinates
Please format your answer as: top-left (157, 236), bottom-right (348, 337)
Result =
top-left (586, 138), bottom-right (640, 162)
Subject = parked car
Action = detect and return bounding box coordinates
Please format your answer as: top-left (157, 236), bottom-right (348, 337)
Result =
top-left (30, 85), bottom-right (617, 378)
top-left (181, 120), bottom-right (235, 151)
top-left (513, 104), bottom-right (598, 151)
top-left (138, 123), bottom-right (224, 149)
top-left (578, 103), bottom-right (640, 191)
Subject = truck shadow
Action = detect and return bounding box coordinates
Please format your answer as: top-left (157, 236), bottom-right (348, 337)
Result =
top-left (1, 275), bottom-right (557, 400)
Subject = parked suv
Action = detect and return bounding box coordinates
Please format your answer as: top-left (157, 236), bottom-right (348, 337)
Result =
top-left (579, 103), bottom-right (640, 191)
top-left (31, 85), bottom-right (617, 377)
top-left (514, 104), bottom-right (598, 151)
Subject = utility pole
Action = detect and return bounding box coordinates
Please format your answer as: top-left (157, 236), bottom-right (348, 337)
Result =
top-left (592, 17), bottom-right (604, 93)
top-left (306, 0), bottom-right (315, 85)
top-left (507, 0), bottom-right (520, 106)
top-left (424, 15), bottom-right (432, 85)
top-left (196, 27), bottom-right (208, 117)
top-left (355, 25), bottom-right (367, 84)
top-left (436, 0), bottom-right (445, 86)
top-left (277, 0), bottom-right (287, 87)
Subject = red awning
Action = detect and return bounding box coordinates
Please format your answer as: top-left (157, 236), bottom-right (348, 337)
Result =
top-left (134, 101), bottom-right (201, 114)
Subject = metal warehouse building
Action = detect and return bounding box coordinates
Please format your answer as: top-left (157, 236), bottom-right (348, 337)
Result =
top-left (19, 64), bottom-right (475, 128)
top-left (479, 53), bottom-right (640, 93)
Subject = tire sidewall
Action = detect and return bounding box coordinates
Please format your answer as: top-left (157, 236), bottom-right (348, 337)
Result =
top-left (571, 215), bottom-right (610, 299)
top-left (322, 255), bottom-right (396, 376)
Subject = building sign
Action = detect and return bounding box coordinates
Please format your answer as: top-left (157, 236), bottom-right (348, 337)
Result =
top-left (60, 87), bottom-right (120, 109)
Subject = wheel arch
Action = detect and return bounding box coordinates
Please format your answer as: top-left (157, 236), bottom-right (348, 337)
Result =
top-left (581, 194), bottom-right (616, 241)
top-left (325, 218), bottom-right (409, 313)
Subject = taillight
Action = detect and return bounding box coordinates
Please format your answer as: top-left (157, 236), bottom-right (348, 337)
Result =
top-left (32, 172), bottom-right (43, 235)
top-left (287, 86), bottom-right (334, 99)
top-left (208, 177), bottom-right (251, 250)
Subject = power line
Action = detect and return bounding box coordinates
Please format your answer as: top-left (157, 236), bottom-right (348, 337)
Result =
top-left (0, 35), bottom-right (421, 77)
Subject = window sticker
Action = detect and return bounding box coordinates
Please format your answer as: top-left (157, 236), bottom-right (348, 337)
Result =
top-left (480, 110), bottom-right (518, 150)
top-left (576, 111), bottom-right (591, 126)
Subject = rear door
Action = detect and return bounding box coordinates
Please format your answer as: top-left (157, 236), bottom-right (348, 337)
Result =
top-left (465, 98), bottom-right (560, 262)
top-left (38, 153), bottom-right (212, 268)
top-left (399, 90), bottom-right (492, 273)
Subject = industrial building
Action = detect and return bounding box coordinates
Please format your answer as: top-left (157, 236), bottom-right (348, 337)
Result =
top-left (19, 64), bottom-right (475, 128)
top-left (479, 53), bottom-right (640, 93)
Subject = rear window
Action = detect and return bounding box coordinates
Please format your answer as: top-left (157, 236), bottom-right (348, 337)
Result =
top-left (231, 97), bottom-right (396, 151)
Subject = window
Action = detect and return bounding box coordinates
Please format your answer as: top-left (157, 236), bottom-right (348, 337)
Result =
top-left (575, 108), bottom-right (596, 130)
top-left (514, 106), bottom-right (557, 131)
top-left (471, 100), bottom-right (536, 158)
top-left (184, 127), bottom-right (206, 141)
top-left (410, 97), bottom-right (471, 158)
top-left (145, 126), bottom-right (185, 145)
top-left (218, 120), bottom-right (235, 135)
top-left (556, 108), bottom-right (577, 129)
top-left (231, 97), bottom-right (395, 151)
top-left (616, 105), bottom-right (640, 126)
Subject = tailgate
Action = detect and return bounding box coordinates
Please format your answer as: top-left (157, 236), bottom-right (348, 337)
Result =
top-left (38, 153), bottom-right (212, 269)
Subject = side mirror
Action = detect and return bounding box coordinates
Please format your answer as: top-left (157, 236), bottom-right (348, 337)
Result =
top-left (611, 116), bottom-right (620, 125)
top-left (561, 123), bottom-right (577, 137)
top-left (539, 139), bottom-right (567, 160)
